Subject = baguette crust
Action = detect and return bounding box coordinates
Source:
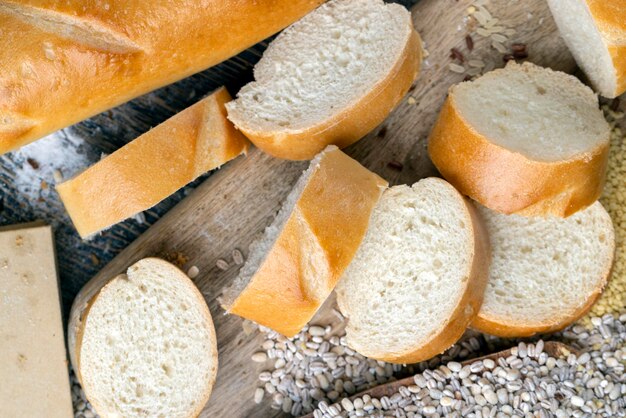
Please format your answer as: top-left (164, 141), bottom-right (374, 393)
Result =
top-left (586, 0), bottom-right (626, 96)
top-left (57, 87), bottom-right (249, 238)
top-left (68, 258), bottom-right (218, 418)
top-left (0, 0), bottom-right (324, 153)
top-left (472, 287), bottom-right (601, 338)
top-left (428, 96), bottom-right (610, 217)
top-left (227, 147), bottom-right (387, 337)
top-left (229, 29), bottom-right (422, 161)
top-left (367, 182), bottom-right (491, 364)
top-left (472, 263), bottom-right (613, 338)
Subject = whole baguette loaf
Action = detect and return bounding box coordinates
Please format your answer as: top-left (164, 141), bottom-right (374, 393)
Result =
top-left (57, 87), bottom-right (249, 238)
top-left (0, 0), bottom-right (324, 154)
top-left (220, 146), bottom-right (387, 337)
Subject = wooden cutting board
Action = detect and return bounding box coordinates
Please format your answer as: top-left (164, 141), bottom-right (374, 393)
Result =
top-left (73, 0), bottom-right (578, 416)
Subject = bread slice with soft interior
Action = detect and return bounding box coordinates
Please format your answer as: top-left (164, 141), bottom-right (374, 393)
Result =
top-left (335, 178), bottom-right (490, 364)
top-left (226, 0), bottom-right (422, 160)
top-left (547, 0), bottom-right (626, 98)
top-left (67, 258), bottom-right (218, 418)
top-left (472, 201), bottom-right (614, 338)
top-left (220, 146), bottom-right (387, 337)
top-left (57, 87), bottom-right (249, 238)
top-left (428, 61), bottom-right (610, 218)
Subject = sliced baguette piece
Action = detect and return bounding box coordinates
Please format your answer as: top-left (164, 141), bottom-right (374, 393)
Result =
top-left (472, 201), bottom-right (615, 338)
top-left (226, 0), bottom-right (422, 160)
top-left (57, 87), bottom-right (249, 238)
top-left (67, 258), bottom-right (218, 418)
top-left (547, 0), bottom-right (626, 98)
top-left (428, 62), bottom-right (611, 218)
top-left (335, 178), bottom-right (491, 364)
top-left (220, 146), bottom-right (388, 337)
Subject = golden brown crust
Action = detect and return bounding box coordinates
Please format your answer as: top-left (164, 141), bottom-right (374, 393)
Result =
top-left (231, 29), bottom-right (422, 161)
top-left (472, 284), bottom-right (605, 338)
top-left (586, 0), bottom-right (626, 42)
top-left (375, 186), bottom-right (491, 364)
top-left (56, 87), bottom-right (249, 238)
top-left (586, 0), bottom-right (626, 97)
top-left (428, 96), bottom-right (609, 218)
top-left (0, 0), bottom-right (325, 153)
top-left (68, 258), bottom-right (218, 418)
top-left (227, 147), bottom-right (388, 337)
top-left (608, 44), bottom-right (626, 97)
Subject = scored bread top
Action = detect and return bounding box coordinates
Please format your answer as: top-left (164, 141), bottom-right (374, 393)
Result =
top-left (429, 62), bottom-right (610, 217)
top-left (221, 146), bottom-right (388, 337)
top-left (226, 0), bottom-right (421, 160)
top-left (0, 0), bottom-right (324, 153)
top-left (57, 87), bottom-right (249, 238)
top-left (74, 258), bottom-right (218, 418)
top-left (336, 178), bottom-right (490, 364)
top-left (472, 201), bottom-right (615, 337)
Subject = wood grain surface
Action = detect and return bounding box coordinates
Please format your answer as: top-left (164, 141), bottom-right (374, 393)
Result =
top-left (65, 0), bottom-right (583, 417)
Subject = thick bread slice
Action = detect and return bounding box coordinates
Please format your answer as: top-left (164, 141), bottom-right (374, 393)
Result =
top-left (472, 201), bottom-right (615, 337)
top-left (0, 0), bottom-right (324, 153)
top-left (428, 62), bottom-right (610, 218)
top-left (335, 178), bottom-right (490, 364)
top-left (226, 0), bottom-right (422, 160)
top-left (220, 146), bottom-right (387, 337)
top-left (68, 258), bottom-right (218, 418)
top-left (57, 87), bottom-right (249, 238)
top-left (547, 0), bottom-right (626, 98)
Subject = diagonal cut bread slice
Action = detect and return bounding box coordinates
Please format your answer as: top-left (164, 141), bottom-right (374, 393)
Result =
top-left (335, 178), bottom-right (491, 364)
top-left (67, 258), bottom-right (218, 418)
top-left (226, 0), bottom-right (422, 161)
top-left (429, 62), bottom-right (611, 218)
top-left (547, 0), bottom-right (626, 98)
top-left (472, 201), bottom-right (615, 338)
top-left (57, 87), bottom-right (249, 238)
top-left (220, 146), bottom-right (388, 337)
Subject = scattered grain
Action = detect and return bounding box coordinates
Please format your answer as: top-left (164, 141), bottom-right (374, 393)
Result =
top-left (465, 34), bottom-right (474, 51)
top-left (232, 249), bottom-right (244, 265)
top-left (450, 47), bottom-right (465, 63)
top-left (448, 63), bottom-right (466, 73)
top-left (187, 265), bottom-right (199, 279)
top-left (216, 259), bottom-right (229, 271)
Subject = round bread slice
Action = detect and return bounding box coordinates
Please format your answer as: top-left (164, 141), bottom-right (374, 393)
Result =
top-left (472, 201), bottom-right (615, 337)
top-left (226, 0), bottom-right (422, 160)
top-left (547, 0), bottom-right (626, 98)
top-left (220, 146), bottom-right (387, 337)
top-left (335, 178), bottom-right (490, 364)
top-left (68, 258), bottom-right (218, 418)
top-left (428, 61), bottom-right (611, 218)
